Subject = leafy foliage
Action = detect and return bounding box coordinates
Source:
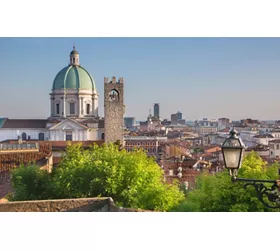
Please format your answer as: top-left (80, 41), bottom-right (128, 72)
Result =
top-left (9, 165), bottom-right (54, 201)
top-left (10, 143), bottom-right (184, 211)
top-left (171, 152), bottom-right (280, 212)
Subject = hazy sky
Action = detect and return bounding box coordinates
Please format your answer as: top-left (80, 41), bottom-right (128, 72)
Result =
top-left (1, 37), bottom-right (280, 121)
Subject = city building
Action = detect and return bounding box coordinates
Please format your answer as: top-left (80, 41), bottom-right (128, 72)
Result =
top-left (171, 114), bottom-right (178, 125)
top-left (193, 118), bottom-right (218, 135)
top-left (161, 119), bottom-right (171, 126)
top-left (253, 134), bottom-right (274, 146)
top-left (240, 118), bottom-right (260, 126)
top-left (271, 128), bottom-right (280, 138)
top-left (177, 111), bottom-right (182, 120)
top-left (193, 126), bottom-right (218, 135)
top-left (160, 156), bottom-right (211, 189)
top-left (245, 144), bottom-right (270, 158)
top-left (195, 118), bottom-right (218, 127)
top-left (124, 136), bottom-right (167, 158)
top-left (177, 119), bottom-right (186, 125)
top-left (269, 139), bottom-right (280, 159)
top-left (124, 117), bottom-right (136, 129)
top-left (218, 118), bottom-right (230, 130)
top-left (154, 103), bottom-right (160, 118)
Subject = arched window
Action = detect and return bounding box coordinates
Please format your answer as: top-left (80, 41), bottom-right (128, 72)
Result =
top-left (87, 104), bottom-right (90, 115)
top-left (109, 89), bottom-right (119, 101)
top-left (56, 103), bottom-right (60, 115)
top-left (70, 103), bottom-right (75, 115)
top-left (101, 133), bottom-right (105, 140)
top-left (38, 133), bottom-right (44, 141)
top-left (277, 144), bottom-right (279, 150)
top-left (22, 132), bottom-right (27, 140)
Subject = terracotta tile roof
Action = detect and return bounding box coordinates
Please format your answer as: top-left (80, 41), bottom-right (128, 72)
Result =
top-left (2, 119), bottom-right (48, 128)
top-left (218, 128), bottom-right (230, 132)
top-left (46, 118), bottom-right (62, 123)
top-left (269, 139), bottom-right (280, 143)
top-left (50, 141), bottom-right (104, 150)
top-left (80, 118), bottom-right (99, 124)
top-left (254, 134), bottom-right (273, 138)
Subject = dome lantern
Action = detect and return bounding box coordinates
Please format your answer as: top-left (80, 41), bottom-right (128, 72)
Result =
top-left (69, 44), bottom-right (79, 66)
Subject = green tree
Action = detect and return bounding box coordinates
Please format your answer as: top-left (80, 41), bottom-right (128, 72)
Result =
top-left (172, 151), bottom-right (280, 212)
top-left (10, 143), bottom-right (184, 211)
top-left (9, 164), bottom-right (54, 201)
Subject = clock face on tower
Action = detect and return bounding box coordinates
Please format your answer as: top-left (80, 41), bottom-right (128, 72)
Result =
top-left (109, 89), bottom-right (119, 102)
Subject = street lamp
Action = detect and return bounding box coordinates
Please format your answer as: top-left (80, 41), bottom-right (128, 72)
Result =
top-left (221, 128), bottom-right (245, 177)
top-left (221, 128), bottom-right (280, 209)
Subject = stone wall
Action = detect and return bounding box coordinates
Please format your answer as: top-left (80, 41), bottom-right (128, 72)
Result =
top-left (0, 197), bottom-right (149, 212)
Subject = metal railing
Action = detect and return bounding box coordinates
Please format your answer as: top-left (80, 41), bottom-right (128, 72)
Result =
top-left (0, 143), bottom-right (39, 151)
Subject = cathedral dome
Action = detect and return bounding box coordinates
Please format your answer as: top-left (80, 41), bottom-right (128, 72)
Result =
top-left (52, 46), bottom-right (96, 90)
top-left (52, 65), bottom-right (96, 90)
top-left (70, 49), bottom-right (79, 55)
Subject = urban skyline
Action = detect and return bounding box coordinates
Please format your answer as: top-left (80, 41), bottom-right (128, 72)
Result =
top-left (1, 38), bottom-right (280, 121)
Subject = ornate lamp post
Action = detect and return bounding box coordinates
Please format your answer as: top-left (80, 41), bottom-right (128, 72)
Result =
top-left (221, 128), bottom-right (280, 209)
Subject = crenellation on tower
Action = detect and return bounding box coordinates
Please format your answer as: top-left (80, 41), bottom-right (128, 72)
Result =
top-left (111, 76), bottom-right (116, 84)
top-left (118, 77), bottom-right (124, 84)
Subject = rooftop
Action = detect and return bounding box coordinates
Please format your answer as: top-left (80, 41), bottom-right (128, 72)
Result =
top-left (1, 119), bottom-right (48, 128)
top-left (124, 136), bottom-right (167, 140)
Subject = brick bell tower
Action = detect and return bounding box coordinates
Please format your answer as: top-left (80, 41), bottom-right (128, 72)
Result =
top-left (104, 76), bottom-right (125, 144)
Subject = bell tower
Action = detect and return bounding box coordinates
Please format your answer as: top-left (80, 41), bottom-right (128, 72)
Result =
top-left (104, 76), bottom-right (125, 144)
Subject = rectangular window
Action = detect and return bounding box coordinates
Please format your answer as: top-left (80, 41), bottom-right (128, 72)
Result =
top-left (66, 133), bottom-right (72, 141)
top-left (87, 104), bottom-right (90, 114)
top-left (70, 103), bottom-right (75, 115)
top-left (56, 104), bottom-right (59, 115)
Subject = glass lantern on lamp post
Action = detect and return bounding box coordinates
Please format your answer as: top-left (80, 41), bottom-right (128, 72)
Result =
top-left (221, 128), bottom-right (280, 209)
top-left (221, 128), bottom-right (245, 179)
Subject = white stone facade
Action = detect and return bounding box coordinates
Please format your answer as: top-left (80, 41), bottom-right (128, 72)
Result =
top-left (269, 140), bottom-right (280, 158)
top-left (0, 118), bottom-right (102, 142)
top-left (50, 89), bottom-right (98, 118)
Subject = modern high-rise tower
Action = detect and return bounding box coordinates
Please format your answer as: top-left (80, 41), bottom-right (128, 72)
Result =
top-left (154, 103), bottom-right (160, 118)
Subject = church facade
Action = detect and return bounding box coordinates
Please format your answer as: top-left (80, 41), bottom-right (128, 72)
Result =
top-left (0, 47), bottom-right (124, 143)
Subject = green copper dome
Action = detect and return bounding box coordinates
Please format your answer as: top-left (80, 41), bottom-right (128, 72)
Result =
top-left (70, 49), bottom-right (79, 55)
top-left (52, 65), bottom-right (96, 90)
